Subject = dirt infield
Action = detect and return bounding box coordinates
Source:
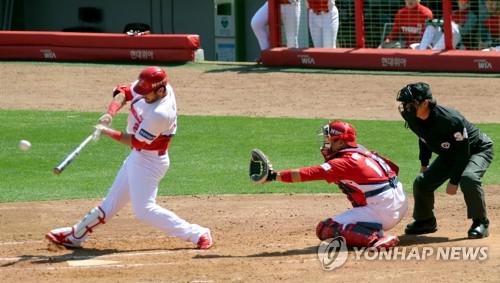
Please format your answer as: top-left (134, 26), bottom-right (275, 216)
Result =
top-left (0, 63), bottom-right (499, 282)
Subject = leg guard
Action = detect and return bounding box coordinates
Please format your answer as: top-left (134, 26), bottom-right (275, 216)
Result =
top-left (46, 206), bottom-right (106, 248)
top-left (341, 222), bottom-right (381, 247)
top-left (316, 219), bottom-right (396, 248)
top-left (72, 206), bottom-right (106, 239)
top-left (316, 218), bottom-right (341, 241)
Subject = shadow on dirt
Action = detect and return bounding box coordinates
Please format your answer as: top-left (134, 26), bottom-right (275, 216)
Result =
top-left (193, 245), bottom-right (318, 260)
top-left (0, 247), bottom-right (192, 267)
top-left (398, 234), bottom-right (469, 246)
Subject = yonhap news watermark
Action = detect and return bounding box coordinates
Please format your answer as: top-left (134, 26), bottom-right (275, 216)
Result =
top-left (317, 236), bottom-right (489, 271)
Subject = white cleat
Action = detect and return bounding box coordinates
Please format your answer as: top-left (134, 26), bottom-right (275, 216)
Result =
top-left (45, 227), bottom-right (83, 248)
top-left (372, 235), bottom-right (399, 250)
top-left (197, 230), bottom-right (213, 250)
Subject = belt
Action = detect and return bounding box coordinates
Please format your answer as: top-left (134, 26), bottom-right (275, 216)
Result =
top-left (311, 10), bottom-right (330, 15)
top-left (134, 148), bottom-right (166, 156)
top-left (364, 178), bottom-right (398, 198)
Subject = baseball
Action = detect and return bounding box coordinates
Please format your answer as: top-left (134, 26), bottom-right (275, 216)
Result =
top-left (18, 139), bottom-right (31, 151)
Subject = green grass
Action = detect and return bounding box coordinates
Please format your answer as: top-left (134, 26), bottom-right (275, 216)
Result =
top-left (0, 110), bottom-right (498, 202)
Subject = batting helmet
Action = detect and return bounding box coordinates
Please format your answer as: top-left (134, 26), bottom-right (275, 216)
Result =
top-left (133, 66), bottom-right (168, 95)
top-left (323, 120), bottom-right (357, 147)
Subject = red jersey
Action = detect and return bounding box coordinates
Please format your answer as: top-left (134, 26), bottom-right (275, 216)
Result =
top-left (452, 9), bottom-right (469, 26)
top-left (485, 15), bottom-right (500, 41)
top-left (296, 146), bottom-right (396, 186)
top-left (280, 145), bottom-right (398, 206)
top-left (387, 4), bottom-right (433, 47)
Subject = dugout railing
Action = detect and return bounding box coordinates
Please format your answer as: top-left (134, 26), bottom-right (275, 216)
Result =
top-left (264, 0), bottom-right (499, 73)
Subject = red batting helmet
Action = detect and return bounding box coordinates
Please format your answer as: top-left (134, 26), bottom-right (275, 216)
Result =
top-left (133, 66), bottom-right (168, 95)
top-left (323, 120), bottom-right (357, 147)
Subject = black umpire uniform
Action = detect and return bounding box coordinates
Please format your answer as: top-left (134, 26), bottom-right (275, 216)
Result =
top-left (396, 82), bottom-right (494, 239)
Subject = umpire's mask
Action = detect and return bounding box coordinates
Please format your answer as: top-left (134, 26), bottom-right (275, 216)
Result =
top-left (396, 82), bottom-right (433, 115)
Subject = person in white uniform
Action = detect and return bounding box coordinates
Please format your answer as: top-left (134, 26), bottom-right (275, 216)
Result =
top-left (307, 0), bottom-right (339, 48)
top-left (251, 0), bottom-right (301, 50)
top-left (46, 66), bottom-right (213, 250)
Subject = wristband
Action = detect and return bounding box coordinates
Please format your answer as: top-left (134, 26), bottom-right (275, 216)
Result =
top-left (107, 100), bottom-right (122, 116)
top-left (104, 128), bottom-right (123, 141)
top-left (280, 170), bottom-right (293, 182)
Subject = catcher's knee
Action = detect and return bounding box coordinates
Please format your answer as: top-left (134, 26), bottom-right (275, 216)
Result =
top-left (316, 218), bottom-right (342, 241)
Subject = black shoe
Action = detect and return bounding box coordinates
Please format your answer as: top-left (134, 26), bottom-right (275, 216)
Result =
top-left (468, 218), bottom-right (489, 239)
top-left (405, 217), bottom-right (438, 235)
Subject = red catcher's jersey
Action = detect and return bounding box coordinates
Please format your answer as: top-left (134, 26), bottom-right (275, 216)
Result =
top-left (296, 146), bottom-right (396, 190)
top-left (387, 4), bottom-right (433, 47)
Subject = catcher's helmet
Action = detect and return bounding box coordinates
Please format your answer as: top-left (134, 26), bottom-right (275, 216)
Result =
top-left (133, 66), bottom-right (168, 95)
top-left (323, 120), bottom-right (357, 147)
top-left (396, 82), bottom-right (432, 103)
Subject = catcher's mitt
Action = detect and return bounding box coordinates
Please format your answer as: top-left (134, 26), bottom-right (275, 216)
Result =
top-left (249, 149), bottom-right (277, 184)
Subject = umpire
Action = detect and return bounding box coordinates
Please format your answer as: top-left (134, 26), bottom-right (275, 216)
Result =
top-left (396, 82), bottom-right (494, 239)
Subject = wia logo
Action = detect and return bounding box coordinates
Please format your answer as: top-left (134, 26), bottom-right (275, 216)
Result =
top-left (40, 49), bottom-right (56, 59)
top-left (474, 59), bottom-right (492, 70)
top-left (298, 54), bottom-right (315, 65)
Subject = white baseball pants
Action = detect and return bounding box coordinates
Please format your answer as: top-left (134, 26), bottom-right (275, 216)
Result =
top-left (333, 182), bottom-right (408, 231)
top-left (100, 149), bottom-right (208, 244)
top-left (251, 1), bottom-right (301, 50)
top-left (416, 21), bottom-right (461, 50)
top-left (308, 6), bottom-right (339, 48)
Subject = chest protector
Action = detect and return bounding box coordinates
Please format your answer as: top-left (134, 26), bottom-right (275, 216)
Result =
top-left (336, 146), bottom-right (399, 207)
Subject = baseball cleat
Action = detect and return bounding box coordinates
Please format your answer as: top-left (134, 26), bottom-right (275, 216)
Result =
top-left (46, 227), bottom-right (82, 248)
top-left (372, 235), bottom-right (399, 249)
top-left (197, 230), bottom-right (213, 250)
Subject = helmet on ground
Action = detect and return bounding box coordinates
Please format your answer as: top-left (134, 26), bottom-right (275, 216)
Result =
top-left (133, 66), bottom-right (168, 95)
top-left (323, 120), bottom-right (357, 147)
top-left (396, 82), bottom-right (432, 103)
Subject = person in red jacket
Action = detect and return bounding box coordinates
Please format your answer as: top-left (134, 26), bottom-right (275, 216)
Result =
top-left (265, 120), bottom-right (408, 249)
top-left (479, 0), bottom-right (500, 51)
top-left (383, 0), bottom-right (433, 48)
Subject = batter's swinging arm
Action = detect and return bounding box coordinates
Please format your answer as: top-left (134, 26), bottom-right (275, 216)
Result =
top-left (53, 129), bottom-right (100, 175)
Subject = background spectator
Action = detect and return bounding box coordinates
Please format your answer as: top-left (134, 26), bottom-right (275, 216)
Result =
top-left (452, 0), bottom-right (478, 49)
top-left (479, 0), bottom-right (500, 50)
top-left (251, 0), bottom-right (301, 51)
top-left (382, 0), bottom-right (433, 48)
top-left (307, 0), bottom-right (339, 48)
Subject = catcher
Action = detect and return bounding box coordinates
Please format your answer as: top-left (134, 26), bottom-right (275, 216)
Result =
top-left (250, 120), bottom-right (408, 249)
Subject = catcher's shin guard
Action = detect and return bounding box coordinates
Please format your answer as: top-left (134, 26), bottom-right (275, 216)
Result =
top-left (316, 218), bottom-right (342, 240)
top-left (316, 219), bottom-right (397, 248)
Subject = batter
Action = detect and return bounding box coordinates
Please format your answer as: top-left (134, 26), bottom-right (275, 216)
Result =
top-left (46, 66), bottom-right (213, 250)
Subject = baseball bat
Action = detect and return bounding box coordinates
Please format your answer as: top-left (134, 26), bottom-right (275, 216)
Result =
top-left (53, 130), bottom-right (98, 175)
